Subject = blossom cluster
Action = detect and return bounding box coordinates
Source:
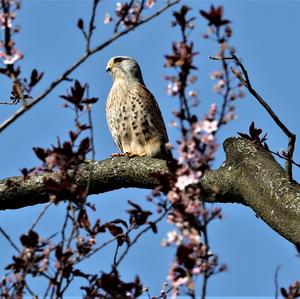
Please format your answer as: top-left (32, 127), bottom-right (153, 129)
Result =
top-left (162, 4), bottom-right (246, 297)
top-left (104, 0), bottom-right (156, 28)
top-left (0, 1), bottom-right (23, 66)
top-left (162, 6), bottom-right (228, 298)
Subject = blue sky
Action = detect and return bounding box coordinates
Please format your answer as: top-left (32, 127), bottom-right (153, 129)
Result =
top-left (0, 0), bottom-right (299, 297)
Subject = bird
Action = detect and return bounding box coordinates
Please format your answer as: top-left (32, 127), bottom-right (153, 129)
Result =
top-left (105, 56), bottom-right (172, 160)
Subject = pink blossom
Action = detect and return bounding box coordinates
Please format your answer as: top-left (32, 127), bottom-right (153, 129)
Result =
top-left (0, 48), bottom-right (23, 65)
top-left (146, 0), bottom-right (156, 8)
top-left (185, 200), bottom-right (201, 215)
top-left (45, 154), bottom-right (57, 169)
top-left (168, 264), bottom-right (193, 299)
top-left (187, 22), bottom-right (195, 29)
top-left (161, 230), bottom-right (183, 247)
top-left (192, 266), bottom-right (202, 275)
top-left (166, 82), bottom-right (179, 96)
top-left (172, 276), bottom-right (190, 289)
top-left (0, 13), bottom-right (13, 29)
top-left (208, 103), bottom-right (217, 118)
top-left (200, 133), bottom-right (215, 145)
top-left (169, 120), bottom-right (178, 128)
top-left (167, 190), bottom-right (180, 203)
top-left (194, 119), bottom-right (218, 134)
top-left (213, 79), bottom-right (225, 93)
top-left (115, 2), bottom-right (122, 12)
top-left (175, 171), bottom-right (200, 190)
top-left (125, 291), bottom-right (134, 298)
top-left (188, 90), bottom-right (197, 97)
top-left (210, 70), bottom-right (223, 80)
top-left (188, 75), bottom-right (197, 84)
top-left (103, 13), bottom-right (112, 24)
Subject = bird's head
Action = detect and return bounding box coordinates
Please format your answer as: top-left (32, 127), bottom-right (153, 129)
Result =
top-left (106, 56), bottom-right (144, 84)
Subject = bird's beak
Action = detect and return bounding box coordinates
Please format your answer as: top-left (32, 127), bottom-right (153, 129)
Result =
top-left (106, 61), bottom-right (113, 72)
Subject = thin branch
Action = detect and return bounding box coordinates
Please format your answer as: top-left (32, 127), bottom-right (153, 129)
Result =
top-left (0, 226), bottom-right (21, 253)
top-left (24, 282), bottom-right (37, 298)
top-left (0, 101), bottom-right (18, 105)
top-left (226, 55), bottom-right (296, 181)
top-left (29, 201), bottom-right (52, 231)
top-left (113, 243), bottom-right (120, 266)
top-left (156, 286), bottom-right (174, 299)
top-left (114, 0), bottom-right (135, 34)
top-left (85, 86), bottom-right (96, 196)
top-left (274, 266), bottom-right (281, 299)
top-left (210, 54), bottom-right (296, 181)
top-left (200, 203), bottom-right (209, 299)
top-left (59, 276), bottom-right (74, 297)
top-left (114, 206), bottom-right (170, 267)
top-left (212, 31), bottom-right (232, 128)
top-left (77, 227), bottom-right (134, 263)
top-left (1, 0), bottom-right (26, 106)
top-left (0, 0), bottom-right (179, 134)
top-left (268, 149), bottom-right (300, 168)
top-left (86, 0), bottom-right (100, 52)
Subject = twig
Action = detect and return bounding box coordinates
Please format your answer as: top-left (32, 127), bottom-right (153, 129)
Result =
top-left (231, 56), bottom-right (296, 181)
top-left (1, 0), bottom-right (26, 106)
top-left (211, 54), bottom-right (296, 181)
top-left (274, 266), bottom-right (281, 299)
top-left (0, 226), bottom-right (20, 253)
top-left (0, 0), bottom-right (179, 134)
top-left (0, 101), bottom-right (17, 105)
top-left (77, 228), bottom-right (134, 263)
top-left (114, 0), bottom-right (135, 34)
top-left (86, 0), bottom-right (99, 52)
top-left (269, 149), bottom-right (300, 168)
top-left (59, 276), bottom-right (74, 296)
top-left (84, 86), bottom-right (96, 196)
top-left (201, 203), bottom-right (209, 299)
top-left (24, 282), bottom-right (37, 298)
top-left (135, 0), bottom-right (146, 27)
top-left (157, 286), bottom-right (174, 299)
top-left (29, 201), bottom-right (52, 231)
top-left (214, 31), bottom-right (231, 128)
top-left (61, 202), bottom-right (71, 248)
top-left (114, 206), bottom-right (170, 267)
top-left (113, 243), bottom-right (120, 266)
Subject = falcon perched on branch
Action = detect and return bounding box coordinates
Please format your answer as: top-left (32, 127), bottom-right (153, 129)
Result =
top-left (105, 56), bottom-right (172, 160)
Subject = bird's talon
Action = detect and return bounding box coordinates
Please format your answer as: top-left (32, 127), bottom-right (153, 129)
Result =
top-left (111, 153), bottom-right (125, 157)
top-left (111, 152), bottom-right (146, 158)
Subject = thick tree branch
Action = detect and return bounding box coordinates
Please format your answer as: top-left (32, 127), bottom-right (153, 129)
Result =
top-left (1, 137), bottom-right (300, 245)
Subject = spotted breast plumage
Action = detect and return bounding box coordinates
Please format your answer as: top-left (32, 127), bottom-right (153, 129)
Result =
top-left (105, 56), bottom-right (172, 160)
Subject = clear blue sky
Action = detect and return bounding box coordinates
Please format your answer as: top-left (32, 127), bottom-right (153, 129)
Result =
top-left (0, 0), bottom-right (299, 298)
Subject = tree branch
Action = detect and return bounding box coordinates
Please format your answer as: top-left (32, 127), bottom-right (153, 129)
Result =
top-left (1, 137), bottom-right (300, 245)
top-left (210, 54), bottom-right (296, 181)
top-left (0, 0), bottom-right (180, 133)
top-left (230, 54), bottom-right (296, 181)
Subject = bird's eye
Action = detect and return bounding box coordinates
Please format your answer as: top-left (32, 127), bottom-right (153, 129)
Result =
top-left (114, 57), bottom-right (123, 63)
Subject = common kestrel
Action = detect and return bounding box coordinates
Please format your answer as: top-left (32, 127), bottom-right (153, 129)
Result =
top-left (105, 56), bottom-right (172, 160)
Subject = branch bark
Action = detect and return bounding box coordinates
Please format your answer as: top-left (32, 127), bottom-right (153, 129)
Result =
top-left (1, 137), bottom-right (300, 245)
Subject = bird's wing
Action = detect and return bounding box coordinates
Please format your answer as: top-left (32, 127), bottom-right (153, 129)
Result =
top-left (132, 83), bottom-right (170, 144)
